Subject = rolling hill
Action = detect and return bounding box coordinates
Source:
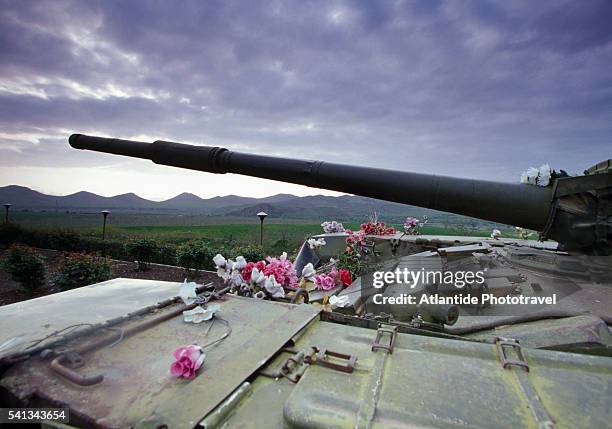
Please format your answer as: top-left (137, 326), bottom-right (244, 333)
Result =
top-left (0, 185), bottom-right (493, 226)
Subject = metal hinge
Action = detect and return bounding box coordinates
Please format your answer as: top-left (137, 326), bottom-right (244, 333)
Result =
top-left (259, 348), bottom-right (309, 383)
top-left (495, 337), bottom-right (529, 371)
top-left (308, 347), bottom-right (357, 374)
top-left (371, 324), bottom-right (397, 354)
top-left (260, 346), bottom-right (357, 382)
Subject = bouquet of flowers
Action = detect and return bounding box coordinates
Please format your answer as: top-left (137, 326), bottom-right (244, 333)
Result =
top-left (321, 220), bottom-right (346, 234)
top-left (403, 216), bottom-right (428, 235)
top-left (301, 262), bottom-right (352, 291)
top-left (360, 220), bottom-right (396, 236)
top-left (213, 252), bottom-right (298, 299)
top-left (520, 164), bottom-right (553, 187)
top-left (263, 253), bottom-right (299, 289)
top-left (307, 237), bottom-right (326, 249)
top-left (345, 229), bottom-right (366, 247)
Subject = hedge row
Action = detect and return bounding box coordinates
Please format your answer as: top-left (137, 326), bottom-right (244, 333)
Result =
top-left (1, 245), bottom-right (112, 292)
top-left (0, 223), bottom-right (265, 271)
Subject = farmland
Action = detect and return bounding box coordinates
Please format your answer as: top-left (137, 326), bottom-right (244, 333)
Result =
top-left (5, 210), bottom-right (502, 255)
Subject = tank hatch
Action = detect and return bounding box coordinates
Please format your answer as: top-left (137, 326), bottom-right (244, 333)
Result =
top-left (0, 279), bottom-right (320, 429)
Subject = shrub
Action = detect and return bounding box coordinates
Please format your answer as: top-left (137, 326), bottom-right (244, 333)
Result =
top-left (53, 253), bottom-right (112, 290)
top-left (229, 244), bottom-right (265, 262)
top-left (156, 243), bottom-right (178, 266)
top-left (176, 240), bottom-right (216, 271)
top-left (0, 223), bottom-right (23, 249)
top-left (124, 238), bottom-right (160, 271)
top-left (8, 227), bottom-right (177, 266)
top-left (53, 230), bottom-right (85, 250)
top-left (2, 245), bottom-right (47, 292)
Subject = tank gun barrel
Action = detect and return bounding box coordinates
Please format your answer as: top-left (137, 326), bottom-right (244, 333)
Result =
top-left (69, 134), bottom-right (552, 231)
top-left (68, 134), bottom-right (612, 254)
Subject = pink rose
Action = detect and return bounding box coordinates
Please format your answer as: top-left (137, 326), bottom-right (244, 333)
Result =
top-left (170, 345), bottom-right (205, 379)
top-left (314, 273), bottom-right (337, 291)
top-left (264, 256), bottom-right (298, 288)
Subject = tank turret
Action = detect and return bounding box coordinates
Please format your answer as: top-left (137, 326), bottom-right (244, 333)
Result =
top-left (69, 134), bottom-right (611, 254)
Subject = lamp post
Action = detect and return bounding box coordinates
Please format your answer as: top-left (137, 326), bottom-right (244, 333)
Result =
top-left (101, 210), bottom-right (110, 240)
top-left (4, 203), bottom-right (11, 224)
top-left (257, 211), bottom-right (267, 246)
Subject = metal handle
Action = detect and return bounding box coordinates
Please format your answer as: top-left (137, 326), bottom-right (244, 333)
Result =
top-left (50, 355), bottom-right (104, 386)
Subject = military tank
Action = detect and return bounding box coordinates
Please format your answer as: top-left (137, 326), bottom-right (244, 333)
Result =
top-left (0, 134), bottom-right (609, 428)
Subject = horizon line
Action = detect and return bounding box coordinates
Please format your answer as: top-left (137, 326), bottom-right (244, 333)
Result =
top-left (0, 184), bottom-right (353, 202)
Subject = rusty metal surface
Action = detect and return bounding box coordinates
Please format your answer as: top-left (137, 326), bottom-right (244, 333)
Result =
top-left (1, 292), bottom-right (320, 428)
top-left (0, 279), bottom-right (192, 358)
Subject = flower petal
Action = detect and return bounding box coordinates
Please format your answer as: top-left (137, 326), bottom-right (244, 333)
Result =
top-left (194, 352), bottom-right (206, 371)
top-left (173, 346), bottom-right (188, 360)
top-left (213, 254), bottom-right (226, 267)
top-left (179, 281), bottom-right (198, 305)
top-left (170, 361), bottom-right (185, 377)
top-left (301, 263), bottom-right (316, 279)
top-left (235, 256), bottom-right (247, 270)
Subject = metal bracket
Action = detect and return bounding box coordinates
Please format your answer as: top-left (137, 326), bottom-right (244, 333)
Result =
top-left (309, 348), bottom-right (357, 374)
top-left (259, 349), bottom-right (309, 383)
top-left (495, 338), bottom-right (529, 371)
top-left (278, 353), bottom-right (308, 383)
top-left (371, 324), bottom-right (397, 354)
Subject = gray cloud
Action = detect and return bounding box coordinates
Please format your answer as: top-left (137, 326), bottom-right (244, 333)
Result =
top-left (0, 0), bottom-right (610, 196)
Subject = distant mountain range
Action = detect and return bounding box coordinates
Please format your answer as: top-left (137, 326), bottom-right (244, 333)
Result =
top-left (0, 185), bottom-right (493, 226)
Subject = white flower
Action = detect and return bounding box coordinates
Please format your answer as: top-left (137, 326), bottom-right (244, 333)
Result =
top-left (235, 256), bottom-right (247, 270)
top-left (183, 303), bottom-right (220, 324)
top-left (302, 262), bottom-right (316, 280)
top-left (321, 221), bottom-right (345, 233)
top-left (521, 165), bottom-right (552, 187)
top-left (216, 267), bottom-right (226, 278)
top-left (520, 167), bottom-right (539, 185)
top-left (307, 238), bottom-right (327, 249)
top-left (279, 252), bottom-right (288, 261)
top-left (230, 270), bottom-right (244, 287)
top-left (264, 275), bottom-right (285, 298)
top-left (213, 254), bottom-right (226, 268)
top-left (538, 164), bottom-right (552, 187)
top-left (329, 295), bottom-right (350, 308)
top-left (250, 267), bottom-right (266, 285)
top-left (179, 280), bottom-right (197, 305)
top-left (226, 259), bottom-right (235, 271)
top-left (491, 229), bottom-right (502, 239)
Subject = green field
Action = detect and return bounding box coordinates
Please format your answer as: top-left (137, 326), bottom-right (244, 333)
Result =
top-left (7, 211), bottom-right (502, 253)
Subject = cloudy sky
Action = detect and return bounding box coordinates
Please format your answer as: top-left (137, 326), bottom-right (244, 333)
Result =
top-left (0, 0), bottom-right (610, 200)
